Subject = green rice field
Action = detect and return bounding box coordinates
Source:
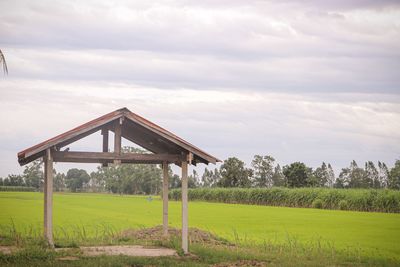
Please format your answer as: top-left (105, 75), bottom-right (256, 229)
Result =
top-left (1, 192), bottom-right (399, 261)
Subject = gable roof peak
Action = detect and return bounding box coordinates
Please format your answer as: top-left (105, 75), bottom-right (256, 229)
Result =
top-left (117, 107), bottom-right (131, 113)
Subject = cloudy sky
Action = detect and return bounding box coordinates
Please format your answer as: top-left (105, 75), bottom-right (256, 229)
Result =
top-left (1, 0), bottom-right (399, 177)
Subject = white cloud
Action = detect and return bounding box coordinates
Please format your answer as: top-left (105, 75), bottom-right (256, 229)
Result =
top-left (3, 46), bottom-right (399, 93)
top-left (1, 0), bottom-right (399, 92)
top-left (0, 0), bottom-right (399, 176)
top-left (0, 80), bottom-right (399, 176)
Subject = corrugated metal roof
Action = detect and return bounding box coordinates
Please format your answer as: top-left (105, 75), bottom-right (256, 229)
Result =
top-left (17, 108), bottom-right (221, 165)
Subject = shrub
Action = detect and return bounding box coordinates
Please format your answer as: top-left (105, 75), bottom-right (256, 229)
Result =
top-left (312, 199), bottom-right (323, 209)
top-left (339, 200), bottom-right (348, 210)
top-left (0, 186), bottom-right (37, 192)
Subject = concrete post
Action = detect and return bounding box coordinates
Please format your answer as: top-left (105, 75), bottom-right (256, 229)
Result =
top-left (181, 160), bottom-right (188, 253)
top-left (162, 162), bottom-right (169, 236)
top-left (44, 148), bottom-right (54, 247)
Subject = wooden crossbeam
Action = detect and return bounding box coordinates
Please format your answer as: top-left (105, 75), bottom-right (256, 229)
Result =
top-left (52, 151), bottom-right (184, 164)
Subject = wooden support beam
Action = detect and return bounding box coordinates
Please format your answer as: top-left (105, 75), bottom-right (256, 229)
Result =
top-left (187, 152), bottom-right (193, 164)
top-left (162, 162), bottom-right (169, 236)
top-left (181, 159), bottom-right (188, 254)
top-left (101, 128), bottom-right (109, 167)
top-left (114, 119), bottom-right (122, 164)
top-left (43, 149), bottom-right (54, 248)
top-left (52, 151), bottom-right (184, 164)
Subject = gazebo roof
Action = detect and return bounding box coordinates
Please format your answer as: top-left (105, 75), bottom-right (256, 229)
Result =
top-left (17, 107), bottom-right (221, 166)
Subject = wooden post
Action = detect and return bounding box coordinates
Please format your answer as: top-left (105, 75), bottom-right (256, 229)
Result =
top-left (43, 148), bottom-right (54, 248)
top-left (114, 119), bottom-right (122, 164)
top-left (162, 162), bottom-right (169, 236)
top-left (101, 128), bottom-right (109, 167)
top-left (181, 159), bottom-right (188, 254)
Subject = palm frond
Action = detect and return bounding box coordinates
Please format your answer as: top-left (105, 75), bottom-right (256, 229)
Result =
top-left (0, 49), bottom-right (8, 75)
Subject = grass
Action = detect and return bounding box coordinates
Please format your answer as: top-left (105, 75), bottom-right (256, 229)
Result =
top-left (1, 227), bottom-right (399, 266)
top-left (1, 242), bottom-right (399, 267)
top-left (0, 192), bottom-right (400, 263)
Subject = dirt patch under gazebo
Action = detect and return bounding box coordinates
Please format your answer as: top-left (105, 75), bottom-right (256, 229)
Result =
top-left (80, 245), bottom-right (177, 257)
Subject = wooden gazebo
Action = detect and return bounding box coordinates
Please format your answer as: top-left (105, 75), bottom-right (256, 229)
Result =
top-left (17, 107), bottom-right (220, 253)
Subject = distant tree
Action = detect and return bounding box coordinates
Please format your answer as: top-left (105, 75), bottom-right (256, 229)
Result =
top-left (132, 164), bottom-right (161, 194)
top-left (54, 171), bottom-right (65, 192)
top-left (0, 177), bottom-right (3, 186)
top-left (119, 147), bottom-right (162, 194)
top-left (89, 171), bottom-right (106, 192)
top-left (340, 160), bottom-right (368, 188)
top-left (327, 163), bottom-right (335, 187)
top-left (282, 162), bottom-right (311, 188)
top-left (188, 169), bottom-right (199, 188)
top-left (170, 174), bottom-right (181, 189)
top-left (165, 166), bottom-right (178, 189)
top-left (218, 157), bottom-right (253, 188)
top-left (23, 160), bottom-right (43, 189)
top-left (351, 161), bottom-right (367, 188)
top-left (365, 161), bottom-right (379, 188)
top-left (212, 168), bottom-right (221, 186)
top-left (201, 168), bottom-right (221, 187)
top-left (91, 147), bottom-right (162, 195)
top-left (313, 162), bottom-right (334, 187)
top-left (306, 173), bottom-right (319, 187)
top-left (378, 161), bottom-right (389, 188)
top-left (312, 162), bottom-right (327, 187)
top-left (65, 168), bottom-right (90, 192)
top-left (2, 178), bottom-right (8, 186)
top-left (271, 164), bottom-right (285, 186)
top-left (99, 165), bottom-right (123, 194)
top-left (4, 174), bottom-right (25, 186)
top-left (251, 155), bottom-right (275, 187)
top-left (334, 177), bottom-right (345, 188)
top-left (388, 160), bottom-right (400, 190)
top-left (101, 163), bottom-right (162, 195)
top-left (338, 168), bottom-right (350, 188)
top-left (201, 168), bottom-right (213, 187)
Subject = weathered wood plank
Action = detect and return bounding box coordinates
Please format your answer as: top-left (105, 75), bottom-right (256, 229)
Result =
top-left (102, 129), bottom-right (109, 152)
top-left (114, 119), bottom-right (122, 164)
top-left (101, 128), bottom-right (109, 167)
top-left (52, 151), bottom-right (184, 164)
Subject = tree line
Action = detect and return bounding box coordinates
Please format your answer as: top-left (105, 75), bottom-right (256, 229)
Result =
top-left (210, 157), bottom-right (400, 189)
top-left (1, 148), bottom-right (399, 193)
